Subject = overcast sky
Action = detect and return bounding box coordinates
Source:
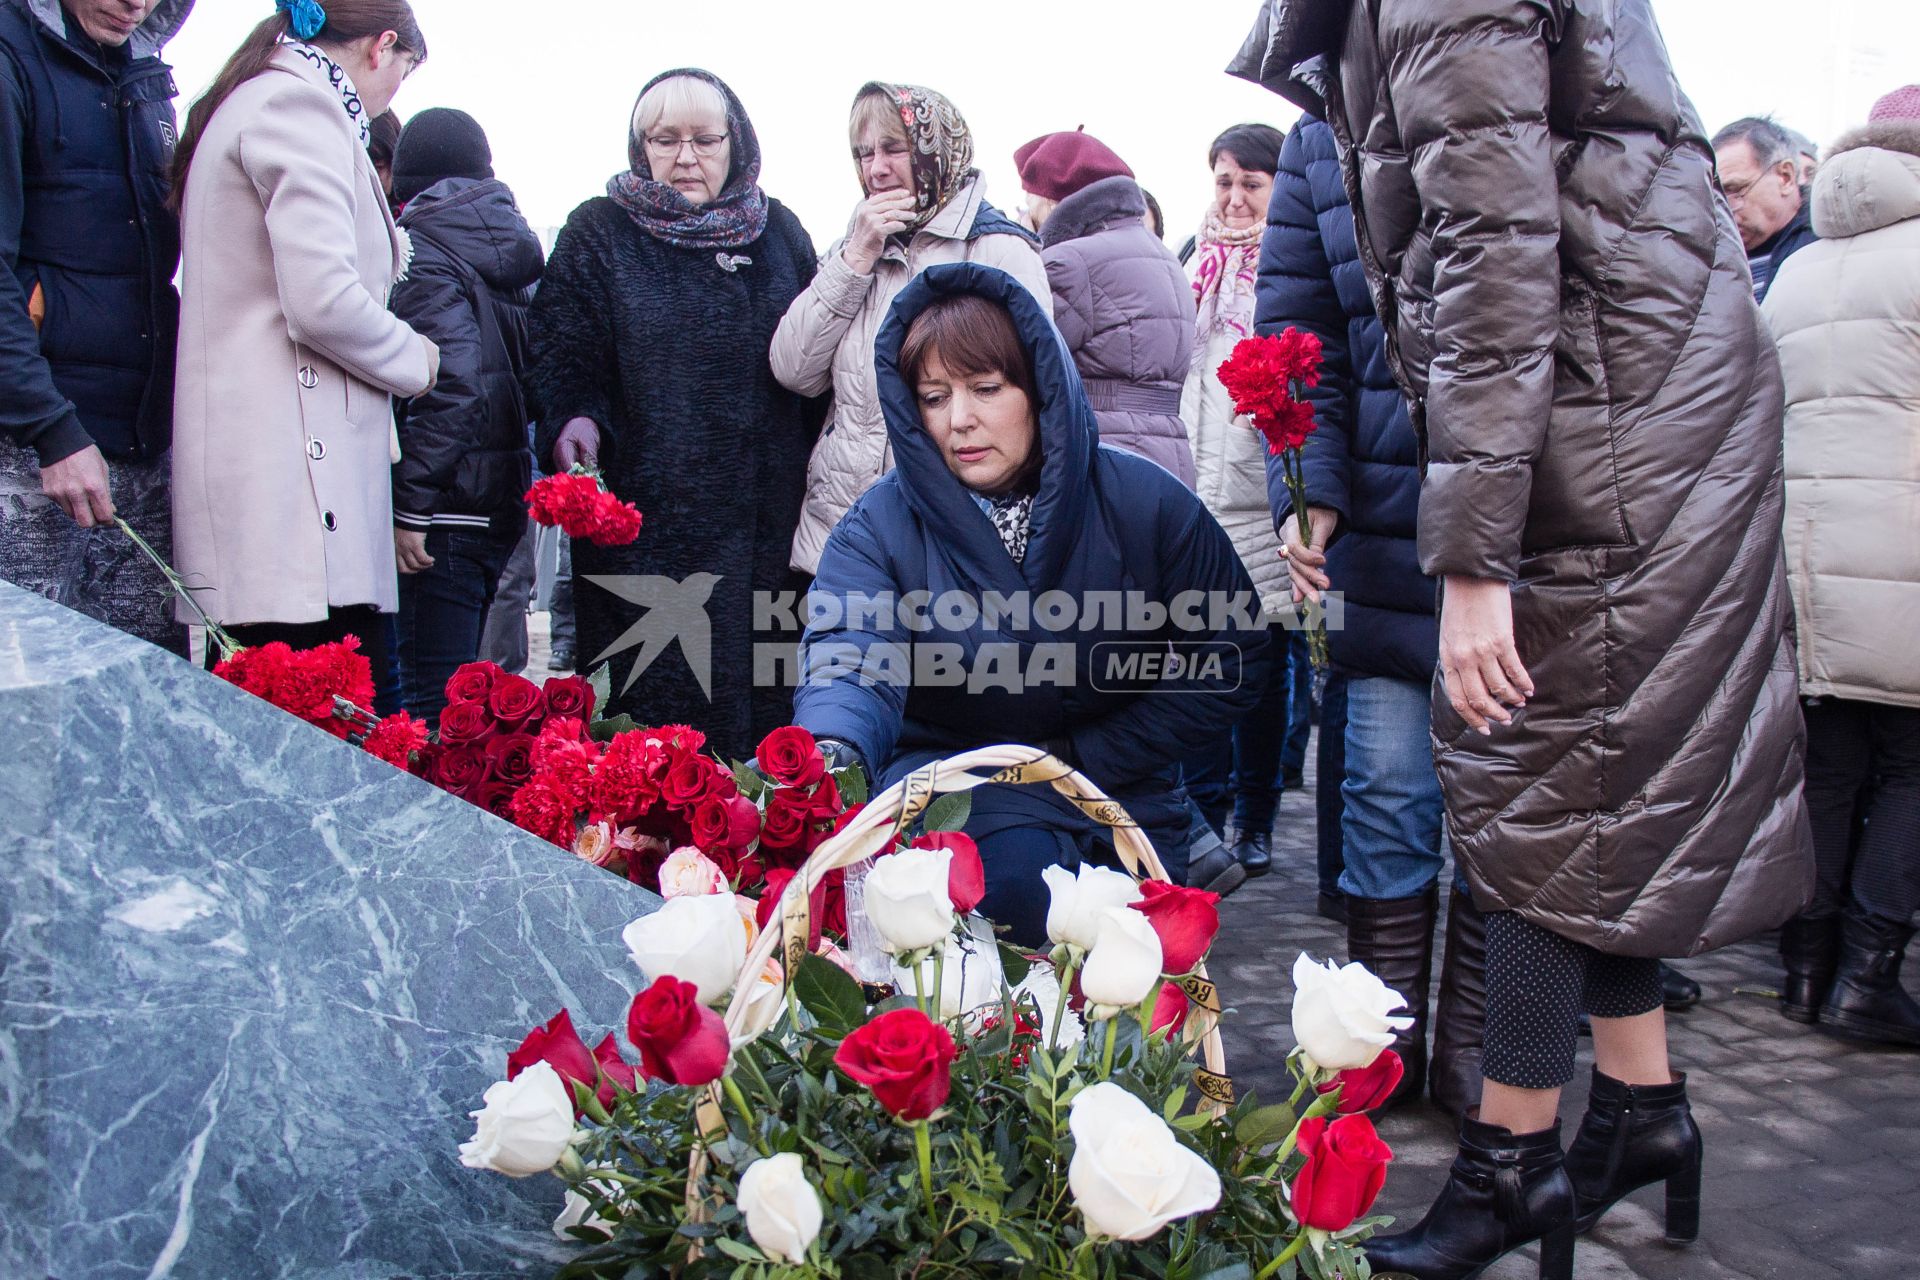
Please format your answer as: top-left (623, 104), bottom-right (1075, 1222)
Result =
top-left (164, 0), bottom-right (1920, 245)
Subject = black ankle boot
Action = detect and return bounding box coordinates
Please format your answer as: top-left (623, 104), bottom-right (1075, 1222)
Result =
top-left (1564, 1069), bottom-right (1702, 1244)
top-left (1430, 889), bottom-right (1487, 1120)
top-left (1779, 915), bottom-right (1840, 1024)
top-left (1365, 1115), bottom-right (1576, 1280)
top-left (1346, 886), bottom-right (1439, 1110)
top-left (1232, 830), bottom-right (1272, 877)
top-left (1819, 908), bottom-right (1920, 1046)
top-left (1658, 962), bottom-right (1702, 1011)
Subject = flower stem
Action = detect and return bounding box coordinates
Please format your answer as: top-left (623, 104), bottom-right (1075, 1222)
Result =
top-left (932, 945), bottom-right (947, 1022)
top-left (1254, 1231), bottom-right (1309, 1280)
top-left (913, 1120), bottom-right (938, 1230)
top-left (1100, 1017), bottom-right (1117, 1080)
top-left (1048, 955), bottom-right (1079, 1052)
top-left (721, 1074), bottom-right (771, 1157)
top-left (115, 517), bottom-right (240, 659)
top-left (912, 956), bottom-right (928, 1017)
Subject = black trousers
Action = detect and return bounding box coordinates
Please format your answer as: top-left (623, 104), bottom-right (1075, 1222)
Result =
top-left (1481, 911), bottom-right (1664, 1088)
top-left (209, 605), bottom-right (400, 716)
top-left (1801, 697), bottom-right (1920, 924)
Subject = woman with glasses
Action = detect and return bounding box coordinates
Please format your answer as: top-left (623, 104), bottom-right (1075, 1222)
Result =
top-left (527, 69), bottom-right (821, 756)
top-left (170, 0), bottom-right (433, 706)
top-left (774, 81), bottom-right (1051, 578)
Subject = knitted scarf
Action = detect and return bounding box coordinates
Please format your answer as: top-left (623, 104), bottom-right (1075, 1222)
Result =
top-left (608, 67), bottom-right (769, 251)
top-left (855, 81), bottom-right (977, 233)
top-left (1189, 207), bottom-right (1264, 346)
top-left (282, 40), bottom-right (369, 147)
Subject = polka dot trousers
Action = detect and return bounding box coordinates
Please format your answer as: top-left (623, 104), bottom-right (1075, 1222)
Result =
top-left (1481, 911), bottom-right (1665, 1088)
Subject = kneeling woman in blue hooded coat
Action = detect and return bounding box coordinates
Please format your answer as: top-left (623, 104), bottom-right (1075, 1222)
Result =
top-left (793, 263), bottom-right (1271, 945)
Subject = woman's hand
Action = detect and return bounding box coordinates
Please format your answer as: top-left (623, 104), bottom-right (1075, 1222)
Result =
top-left (552, 417), bottom-right (601, 472)
top-left (1438, 575), bottom-right (1534, 735)
top-left (842, 190), bottom-right (918, 275)
top-left (1278, 506), bottom-right (1339, 603)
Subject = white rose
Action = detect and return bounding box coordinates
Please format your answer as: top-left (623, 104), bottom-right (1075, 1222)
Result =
top-left (1013, 963), bottom-right (1085, 1049)
top-left (659, 846), bottom-right (727, 898)
top-left (1290, 952), bottom-right (1414, 1072)
top-left (552, 1179), bottom-right (622, 1241)
top-left (736, 1151), bottom-right (824, 1264)
top-left (1078, 907), bottom-right (1165, 1017)
top-left (458, 1060), bottom-right (576, 1178)
top-left (622, 893), bottom-right (748, 1006)
top-left (863, 847), bottom-right (956, 954)
top-left (892, 927), bottom-right (1006, 1021)
top-left (734, 959), bottom-right (787, 1046)
top-left (1067, 1082), bottom-right (1221, 1241)
top-left (1043, 864), bottom-right (1142, 952)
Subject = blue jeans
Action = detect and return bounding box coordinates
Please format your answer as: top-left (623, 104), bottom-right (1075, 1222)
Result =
top-left (398, 526), bottom-right (519, 723)
top-left (1337, 674), bottom-right (1451, 901)
top-left (1279, 629), bottom-right (1313, 776)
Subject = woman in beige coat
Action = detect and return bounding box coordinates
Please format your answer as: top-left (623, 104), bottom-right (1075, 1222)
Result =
top-left (773, 81), bottom-right (1050, 575)
top-left (170, 0), bottom-right (435, 695)
top-left (1762, 86), bottom-right (1920, 1047)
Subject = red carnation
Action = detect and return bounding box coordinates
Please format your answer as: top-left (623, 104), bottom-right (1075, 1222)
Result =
top-left (362, 711), bottom-right (429, 772)
top-left (526, 471), bottom-right (644, 548)
top-left (512, 779), bottom-right (581, 847)
top-left (756, 725), bottom-right (825, 788)
top-left (625, 975), bottom-right (728, 1086)
top-left (1216, 329), bottom-right (1323, 455)
top-left (833, 1007), bottom-right (958, 1121)
top-left (1129, 880), bottom-right (1222, 975)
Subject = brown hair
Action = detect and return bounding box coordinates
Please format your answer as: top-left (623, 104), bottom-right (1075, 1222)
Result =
top-left (169, 0), bottom-right (426, 212)
top-left (898, 294), bottom-right (1036, 400)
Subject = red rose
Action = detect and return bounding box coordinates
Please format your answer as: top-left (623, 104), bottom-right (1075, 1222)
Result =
top-left (1149, 980), bottom-right (1189, 1036)
top-left (755, 867), bottom-right (825, 950)
top-left (507, 1009), bottom-right (597, 1114)
top-left (487, 673), bottom-right (547, 732)
top-left (446, 661), bottom-right (500, 705)
top-left (437, 699), bottom-right (494, 747)
top-left (362, 711), bottom-right (429, 771)
top-left (818, 869), bottom-right (849, 940)
top-left (591, 1033), bottom-right (638, 1107)
top-left (796, 772), bottom-right (842, 821)
top-left (431, 743), bottom-right (488, 796)
top-left (470, 779), bottom-right (519, 820)
top-left (1290, 1114), bottom-right (1393, 1232)
top-left (661, 755), bottom-right (714, 808)
top-left (911, 832), bottom-right (985, 915)
top-left (722, 795), bottom-right (761, 851)
top-left (832, 802), bottom-right (866, 834)
top-left (833, 1007), bottom-right (958, 1121)
top-left (1316, 1049), bottom-right (1405, 1115)
top-left (543, 674), bottom-right (593, 722)
top-left (759, 791), bottom-right (809, 850)
top-left (689, 796), bottom-right (731, 852)
top-left (625, 975), bottom-right (729, 1086)
top-left (485, 732), bottom-right (539, 785)
top-left (756, 725), bottom-right (825, 788)
top-left (1129, 881), bottom-right (1221, 975)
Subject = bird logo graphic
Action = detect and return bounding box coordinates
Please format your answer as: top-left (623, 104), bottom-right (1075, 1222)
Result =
top-left (583, 574), bottom-right (722, 698)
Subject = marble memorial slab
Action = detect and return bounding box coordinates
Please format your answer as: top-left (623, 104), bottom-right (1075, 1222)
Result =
top-left (0, 583), bottom-right (654, 1278)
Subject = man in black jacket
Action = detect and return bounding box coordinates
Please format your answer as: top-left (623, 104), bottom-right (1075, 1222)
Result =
top-left (1715, 115), bottom-right (1819, 302)
top-left (388, 109), bottom-right (544, 721)
top-left (0, 0), bottom-right (190, 652)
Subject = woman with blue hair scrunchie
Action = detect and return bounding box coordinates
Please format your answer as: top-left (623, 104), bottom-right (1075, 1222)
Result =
top-left (165, 0), bottom-right (435, 697)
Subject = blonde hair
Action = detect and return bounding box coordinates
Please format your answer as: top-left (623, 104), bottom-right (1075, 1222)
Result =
top-left (849, 89), bottom-right (906, 150)
top-left (632, 75), bottom-right (728, 141)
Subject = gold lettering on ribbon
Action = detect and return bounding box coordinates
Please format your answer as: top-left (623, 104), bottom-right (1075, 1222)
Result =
top-left (989, 755), bottom-right (1075, 786)
top-left (892, 763), bottom-right (939, 835)
top-left (1194, 1067), bottom-right (1236, 1106)
top-left (781, 880), bottom-right (812, 976)
top-left (1056, 793), bottom-right (1141, 829)
top-left (1178, 973), bottom-right (1223, 1014)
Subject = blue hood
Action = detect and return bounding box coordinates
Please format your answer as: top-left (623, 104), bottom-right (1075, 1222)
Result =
top-left (872, 262), bottom-right (1097, 591)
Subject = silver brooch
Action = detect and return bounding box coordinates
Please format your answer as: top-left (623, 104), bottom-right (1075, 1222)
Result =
top-left (715, 253), bottom-right (753, 273)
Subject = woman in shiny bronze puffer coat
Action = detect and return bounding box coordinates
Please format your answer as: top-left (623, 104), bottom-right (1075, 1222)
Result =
top-left (1233, 3), bottom-right (1813, 1276)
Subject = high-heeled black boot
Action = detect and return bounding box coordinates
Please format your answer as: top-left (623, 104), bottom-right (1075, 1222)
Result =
top-left (1778, 915), bottom-right (1840, 1024)
top-left (1364, 1115), bottom-right (1576, 1280)
top-left (1563, 1069), bottom-right (1702, 1244)
top-left (1429, 889), bottom-right (1487, 1120)
top-left (1346, 885), bottom-right (1439, 1110)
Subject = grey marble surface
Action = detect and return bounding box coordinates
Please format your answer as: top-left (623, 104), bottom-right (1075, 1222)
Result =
top-left (0, 583), bottom-right (656, 1278)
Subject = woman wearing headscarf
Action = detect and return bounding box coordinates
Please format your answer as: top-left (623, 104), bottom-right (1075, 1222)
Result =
top-left (170, 0), bottom-right (433, 704)
top-left (774, 81), bottom-right (1050, 577)
top-left (793, 263), bottom-right (1270, 946)
top-left (1179, 123), bottom-right (1307, 879)
top-left (527, 69), bottom-right (819, 758)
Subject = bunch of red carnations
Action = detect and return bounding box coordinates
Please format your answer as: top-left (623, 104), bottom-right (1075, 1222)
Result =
top-left (525, 469), bottom-right (643, 547)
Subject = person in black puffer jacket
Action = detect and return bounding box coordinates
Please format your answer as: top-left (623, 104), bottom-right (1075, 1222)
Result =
top-left (388, 108), bottom-right (543, 722)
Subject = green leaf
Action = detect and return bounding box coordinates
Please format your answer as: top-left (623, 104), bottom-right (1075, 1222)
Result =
top-left (586, 662), bottom-right (612, 721)
top-left (920, 789), bottom-right (972, 833)
top-left (712, 1236), bottom-right (764, 1262)
top-left (1171, 1112), bottom-right (1213, 1132)
top-left (590, 712), bottom-right (639, 742)
top-left (997, 944), bottom-right (1033, 987)
top-left (1234, 1102), bottom-right (1298, 1150)
top-left (1161, 1084), bottom-right (1190, 1122)
top-left (834, 762), bottom-right (869, 806)
top-left (793, 951), bottom-right (867, 1034)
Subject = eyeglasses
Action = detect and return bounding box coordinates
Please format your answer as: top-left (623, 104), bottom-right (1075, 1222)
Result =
top-left (644, 133), bottom-right (729, 159)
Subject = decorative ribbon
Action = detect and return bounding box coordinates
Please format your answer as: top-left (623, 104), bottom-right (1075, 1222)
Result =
top-left (780, 876), bottom-right (813, 978)
top-left (276, 0), bottom-right (327, 41)
top-left (1193, 1066), bottom-right (1236, 1106)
